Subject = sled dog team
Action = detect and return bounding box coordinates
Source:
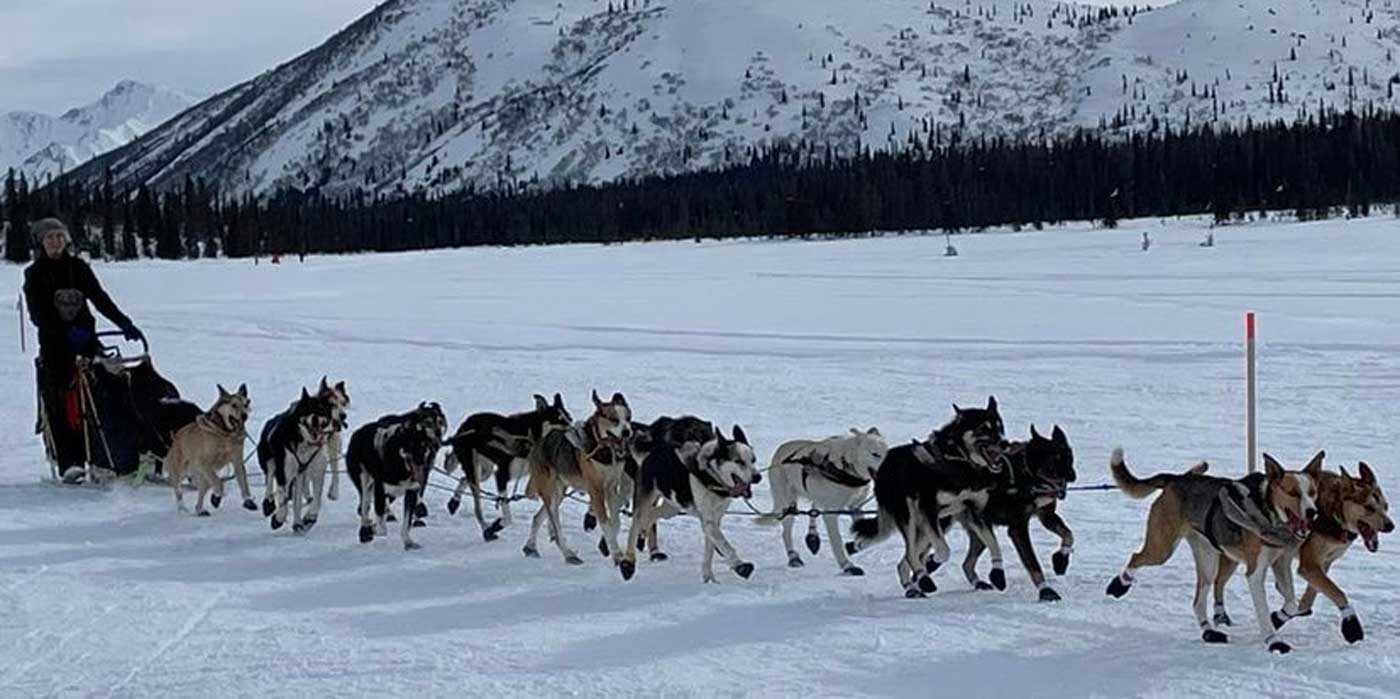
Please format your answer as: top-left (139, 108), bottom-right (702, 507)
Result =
top-left (162, 380), bottom-right (1392, 654)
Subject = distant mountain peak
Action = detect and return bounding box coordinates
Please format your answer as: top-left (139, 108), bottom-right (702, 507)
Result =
top-left (2, 80), bottom-right (198, 180)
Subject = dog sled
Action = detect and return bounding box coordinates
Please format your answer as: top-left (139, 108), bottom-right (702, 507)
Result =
top-left (35, 331), bottom-right (202, 485)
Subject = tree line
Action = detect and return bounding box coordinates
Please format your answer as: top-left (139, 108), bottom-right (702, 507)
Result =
top-left (5, 105), bottom-right (1399, 264)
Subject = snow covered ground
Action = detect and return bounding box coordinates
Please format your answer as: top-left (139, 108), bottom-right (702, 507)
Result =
top-left (1, 216), bottom-right (1398, 698)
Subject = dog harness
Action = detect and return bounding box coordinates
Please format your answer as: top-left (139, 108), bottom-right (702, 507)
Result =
top-left (1310, 512), bottom-right (1357, 543)
top-left (786, 452), bottom-right (869, 489)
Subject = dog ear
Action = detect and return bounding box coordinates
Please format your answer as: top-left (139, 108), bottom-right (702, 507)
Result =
top-left (534, 394), bottom-right (548, 410)
top-left (1030, 424), bottom-right (1042, 440)
top-left (319, 376), bottom-right (329, 392)
top-left (850, 427), bottom-right (862, 436)
top-left (1052, 425), bottom-right (1067, 443)
top-left (1305, 450), bottom-right (1326, 476)
top-left (592, 389), bottom-right (604, 408)
top-left (986, 395), bottom-right (998, 413)
top-left (1358, 462), bottom-right (1377, 485)
top-left (237, 383), bottom-right (248, 398)
top-left (611, 392), bottom-right (628, 408)
top-left (553, 393), bottom-right (564, 408)
top-left (217, 384), bottom-right (229, 398)
top-left (868, 427), bottom-right (881, 436)
top-left (732, 425), bottom-right (749, 446)
top-left (335, 381), bottom-right (345, 393)
top-left (952, 403), bottom-right (962, 414)
top-left (301, 387), bottom-right (312, 401)
top-left (1263, 453), bottom-right (1284, 480)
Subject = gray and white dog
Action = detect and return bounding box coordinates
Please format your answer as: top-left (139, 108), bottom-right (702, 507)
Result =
top-left (760, 428), bottom-right (888, 575)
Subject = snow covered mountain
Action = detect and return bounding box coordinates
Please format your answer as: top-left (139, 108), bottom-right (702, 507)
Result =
top-left (0, 80), bottom-right (197, 183)
top-left (60, 0), bottom-right (1400, 198)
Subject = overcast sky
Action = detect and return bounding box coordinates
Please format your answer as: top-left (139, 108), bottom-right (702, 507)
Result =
top-left (1, 0), bottom-right (1143, 115)
top-left (0, 0), bottom-right (379, 114)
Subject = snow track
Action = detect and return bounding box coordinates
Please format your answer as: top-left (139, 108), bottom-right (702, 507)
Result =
top-left (2, 216), bottom-right (1398, 697)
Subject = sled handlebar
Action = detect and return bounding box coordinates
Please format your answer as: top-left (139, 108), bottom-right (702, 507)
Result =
top-left (95, 330), bottom-right (149, 359)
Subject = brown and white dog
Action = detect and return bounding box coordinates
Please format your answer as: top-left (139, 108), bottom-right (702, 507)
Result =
top-left (1106, 449), bottom-right (1320, 653)
top-left (1234, 461), bottom-right (1393, 644)
top-left (522, 391), bottom-right (634, 565)
top-left (166, 384), bottom-right (252, 516)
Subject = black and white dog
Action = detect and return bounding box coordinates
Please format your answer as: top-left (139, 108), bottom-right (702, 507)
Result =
top-left (443, 394), bottom-right (572, 541)
top-left (621, 424), bottom-right (762, 583)
top-left (949, 425), bottom-right (1077, 602)
top-left (376, 401), bottom-right (449, 528)
top-left (257, 388), bottom-right (337, 532)
top-left (346, 407), bottom-right (444, 550)
top-left (848, 397), bottom-right (1009, 598)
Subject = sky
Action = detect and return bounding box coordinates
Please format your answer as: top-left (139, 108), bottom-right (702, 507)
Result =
top-left (0, 0), bottom-right (1150, 115)
top-left (0, 0), bottom-right (380, 114)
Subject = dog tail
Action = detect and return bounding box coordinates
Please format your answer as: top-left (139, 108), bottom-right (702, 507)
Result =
top-left (850, 509), bottom-right (892, 548)
top-left (753, 458), bottom-right (797, 527)
top-left (1110, 448), bottom-right (1180, 499)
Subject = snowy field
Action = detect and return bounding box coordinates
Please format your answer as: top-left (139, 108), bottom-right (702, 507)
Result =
top-left (1, 216), bottom-right (1398, 698)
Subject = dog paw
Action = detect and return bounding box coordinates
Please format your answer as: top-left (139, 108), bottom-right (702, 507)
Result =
top-left (1052, 550), bottom-right (1071, 576)
top-left (1213, 611), bottom-right (1233, 627)
top-left (917, 574), bottom-right (938, 594)
top-left (649, 552), bottom-right (669, 563)
top-left (805, 532), bottom-right (821, 555)
top-left (522, 545), bottom-right (540, 559)
top-left (446, 498), bottom-right (461, 515)
top-left (598, 539), bottom-right (610, 558)
top-left (583, 513), bottom-right (597, 532)
top-left (1268, 639), bottom-right (1292, 655)
top-left (414, 502), bottom-right (428, 519)
top-left (403, 541), bottom-right (422, 551)
top-left (484, 520), bottom-right (504, 541)
top-left (844, 541), bottom-right (859, 556)
top-left (1105, 575), bottom-right (1131, 599)
top-left (197, 510), bottom-right (211, 518)
top-left (411, 519), bottom-right (426, 529)
top-left (292, 522), bottom-right (305, 535)
top-left (261, 499), bottom-right (274, 517)
top-left (242, 499), bottom-right (258, 512)
top-left (924, 557), bottom-right (942, 574)
top-left (1038, 587), bottom-right (1062, 603)
top-left (564, 554), bottom-right (585, 566)
top-left (787, 553), bottom-right (805, 569)
top-left (842, 565), bottom-right (865, 577)
top-left (1271, 611), bottom-right (1290, 630)
top-left (210, 494), bottom-right (222, 509)
top-left (903, 585), bottom-right (927, 599)
top-left (1201, 629), bottom-right (1229, 644)
top-left (620, 560), bottom-right (636, 581)
top-left (974, 581), bottom-right (994, 591)
top-left (385, 512), bottom-right (398, 523)
top-left (270, 517), bottom-right (284, 531)
top-left (733, 562), bottom-right (755, 579)
top-left (989, 568), bottom-right (1007, 591)
top-left (358, 526), bottom-right (374, 543)
top-left (637, 535), bottom-right (647, 550)
top-left (703, 574), bottom-right (718, 584)
top-left (1342, 615), bottom-right (1364, 644)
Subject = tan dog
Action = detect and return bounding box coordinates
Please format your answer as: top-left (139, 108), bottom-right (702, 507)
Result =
top-left (1106, 449), bottom-right (1320, 653)
top-left (523, 391), bottom-right (633, 565)
top-left (167, 384), bottom-right (252, 516)
top-left (1240, 462), bottom-right (1393, 644)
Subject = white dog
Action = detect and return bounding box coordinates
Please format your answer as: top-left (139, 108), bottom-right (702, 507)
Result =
top-left (760, 428), bottom-right (887, 575)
